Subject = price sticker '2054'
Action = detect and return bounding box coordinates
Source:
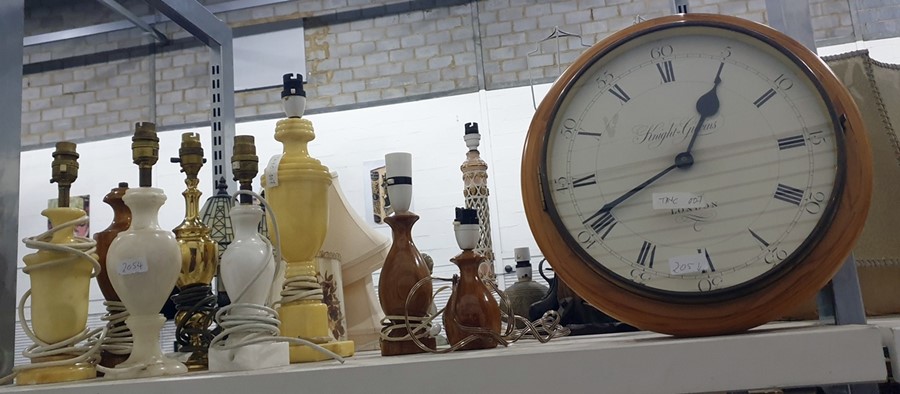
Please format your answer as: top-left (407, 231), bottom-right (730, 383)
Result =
top-left (118, 258), bottom-right (148, 276)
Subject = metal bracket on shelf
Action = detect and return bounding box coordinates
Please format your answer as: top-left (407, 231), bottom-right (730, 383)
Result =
top-left (145, 0), bottom-right (236, 194)
top-left (95, 0), bottom-right (169, 44)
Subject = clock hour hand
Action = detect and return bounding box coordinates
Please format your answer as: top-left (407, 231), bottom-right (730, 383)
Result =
top-left (600, 163), bottom-right (678, 213)
top-left (684, 62), bottom-right (724, 155)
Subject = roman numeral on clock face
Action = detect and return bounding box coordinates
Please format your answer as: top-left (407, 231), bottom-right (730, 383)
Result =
top-left (583, 210), bottom-right (617, 239)
top-left (754, 88), bottom-right (777, 108)
top-left (637, 241), bottom-right (656, 268)
top-left (774, 183), bottom-right (804, 205)
top-left (608, 84), bottom-right (631, 104)
top-left (657, 60), bottom-right (675, 83)
top-left (777, 135), bottom-right (806, 150)
top-left (700, 248), bottom-right (716, 272)
top-left (571, 174), bottom-right (597, 188)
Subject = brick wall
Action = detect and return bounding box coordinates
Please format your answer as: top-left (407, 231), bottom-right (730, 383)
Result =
top-left (20, 0), bottom-right (898, 148)
top-left (856, 0), bottom-right (900, 40)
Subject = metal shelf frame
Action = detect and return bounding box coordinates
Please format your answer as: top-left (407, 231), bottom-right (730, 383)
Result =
top-left (0, 0), bottom-right (24, 379)
top-left (1, 0), bottom-right (237, 376)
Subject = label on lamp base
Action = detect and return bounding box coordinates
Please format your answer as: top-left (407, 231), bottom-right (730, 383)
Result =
top-left (118, 258), bottom-right (148, 275)
top-left (265, 154), bottom-right (284, 187)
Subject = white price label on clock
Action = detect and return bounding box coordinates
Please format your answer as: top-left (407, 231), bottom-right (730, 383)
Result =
top-left (668, 253), bottom-right (711, 275)
top-left (652, 192), bottom-right (705, 210)
top-left (117, 258), bottom-right (148, 276)
top-left (264, 154), bottom-right (283, 188)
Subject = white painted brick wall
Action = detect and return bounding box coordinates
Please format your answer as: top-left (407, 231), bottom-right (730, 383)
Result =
top-left (20, 0), bottom-right (893, 147)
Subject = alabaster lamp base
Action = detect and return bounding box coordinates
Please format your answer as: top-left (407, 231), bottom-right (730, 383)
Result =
top-left (278, 302), bottom-right (355, 362)
top-left (15, 361), bottom-right (95, 385)
top-left (209, 342), bottom-right (290, 372)
top-left (103, 315), bottom-right (187, 379)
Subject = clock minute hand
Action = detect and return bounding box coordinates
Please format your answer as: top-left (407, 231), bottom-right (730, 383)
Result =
top-left (600, 163), bottom-right (678, 213)
top-left (684, 62), bottom-right (724, 155)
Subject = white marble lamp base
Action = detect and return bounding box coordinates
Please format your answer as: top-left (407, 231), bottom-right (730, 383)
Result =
top-left (209, 342), bottom-right (290, 373)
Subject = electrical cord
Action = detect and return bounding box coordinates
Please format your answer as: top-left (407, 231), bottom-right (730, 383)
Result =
top-left (403, 273), bottom-right (570, 354)
top-left (100, 301), bottom-right (132, 356)
top-left (379, 275), bottom-right (448, 345)
top-left (0, 215), bottom-right (107, 385)
top-left (171, 284), bottom-right (218, 353)
top-left (208, 190), bottom-right (344, 363)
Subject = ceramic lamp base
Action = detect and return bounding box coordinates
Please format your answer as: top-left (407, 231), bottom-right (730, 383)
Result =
top-left (15, 361), bottom-right (95, 385)
top-left (278, 302), bottom-right (355, 362)
top-left (208, 342), bottom-right (290, 372)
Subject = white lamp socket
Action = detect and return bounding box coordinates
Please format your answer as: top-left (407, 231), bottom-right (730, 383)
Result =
top-left (514, 247), bottom-right (530, 262)
top-left (464, 132), bottom-right (481, 151)
top-left (454, 222), bottom-right (479, 250)
top-left (385, 152), bottom-right (412, 213)
top-left (282, 95), bottom-right (306, 118)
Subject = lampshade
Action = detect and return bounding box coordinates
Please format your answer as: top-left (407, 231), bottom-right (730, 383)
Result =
top-left (201, 177), bottom-right (234, 307)
top-left (200, 177), bottom-right (235, 258)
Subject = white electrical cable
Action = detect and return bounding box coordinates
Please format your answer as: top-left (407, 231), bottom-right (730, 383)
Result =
top-left (100, 301), bottom-right (132, 356)
top-left (0, 216), bottom-right (107, 385)
top-left (380, 315), bottom-right (440, 342)
top-left (208, 190), bottom-right (344, 363)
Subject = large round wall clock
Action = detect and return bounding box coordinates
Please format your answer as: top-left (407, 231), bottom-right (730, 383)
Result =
top-left (521, 14), bottom-right (873, 336)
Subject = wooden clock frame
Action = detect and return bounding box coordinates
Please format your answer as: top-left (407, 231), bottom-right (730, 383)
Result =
top-left (521, 14), bottom-right (873, 336)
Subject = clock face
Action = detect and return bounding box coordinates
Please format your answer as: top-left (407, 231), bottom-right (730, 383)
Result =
top-left (542, 25), bottom-right (844, 299)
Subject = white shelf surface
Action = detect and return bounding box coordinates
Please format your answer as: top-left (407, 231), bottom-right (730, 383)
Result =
top-left (868, 316), bottom-right (900, 381)
top-left (1, 322), bottom-right (887, 394)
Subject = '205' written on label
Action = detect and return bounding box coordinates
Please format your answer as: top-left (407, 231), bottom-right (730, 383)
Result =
top-left (118, 258), bottom-right (148, 276)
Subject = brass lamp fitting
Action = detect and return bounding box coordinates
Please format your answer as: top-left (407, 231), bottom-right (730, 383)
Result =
top-left (232, 135), bottom-right (258, 204)
top-left (170, 133), bottom-right (206, 180)
top-left (132, 122), bottom-right (160, 187)
top-left (50, 141), bottom-right (79, 208)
